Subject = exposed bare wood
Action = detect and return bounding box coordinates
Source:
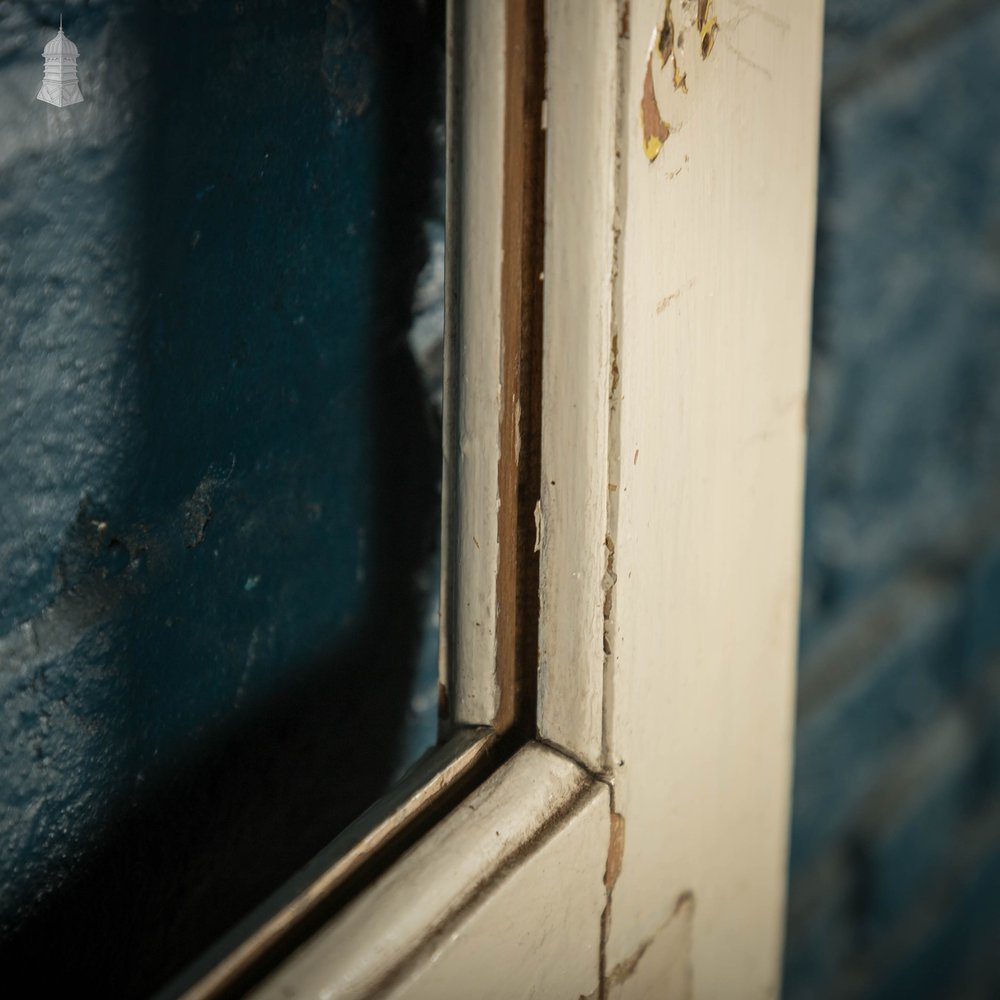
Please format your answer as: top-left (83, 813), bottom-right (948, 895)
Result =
top-left (493, 0), bottom-right (547, 736)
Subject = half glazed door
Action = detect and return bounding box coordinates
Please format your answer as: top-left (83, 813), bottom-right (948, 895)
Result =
top-left (209, 1), bottom-right (824, 996)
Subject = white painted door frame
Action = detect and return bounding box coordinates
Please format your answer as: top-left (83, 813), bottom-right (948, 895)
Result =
top-left (199, 1), bottom-right (824, 996)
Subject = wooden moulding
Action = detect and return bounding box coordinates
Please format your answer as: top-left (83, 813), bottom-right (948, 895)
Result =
top-left (170, 1), bottom-right (552, 994)
top-left (442, 0), bottom-right (545, 735)
top-left (247, 743), bottom-right (607, 1000)
top-left (439, 0), bottom-right (506, 727)
top-left (536, 0), bottom-right (620, 772)
top-left (165, 729), bottom-right (497, 1000)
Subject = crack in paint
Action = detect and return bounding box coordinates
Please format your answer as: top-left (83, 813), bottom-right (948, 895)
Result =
top-left (591, 890), bottom-right (695, 997)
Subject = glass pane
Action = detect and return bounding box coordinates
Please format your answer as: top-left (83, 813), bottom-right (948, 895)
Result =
top-left (0, 0), bottom-right (445, 992)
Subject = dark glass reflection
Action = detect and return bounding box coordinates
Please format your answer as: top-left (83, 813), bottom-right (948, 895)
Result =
top-left (0, 1), bottom-right (445, 993)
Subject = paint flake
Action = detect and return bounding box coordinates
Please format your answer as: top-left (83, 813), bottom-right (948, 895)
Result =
top-left (697, 0), bottom-right (719, 59)
top-left (640, 28), bottom-right (670, 163)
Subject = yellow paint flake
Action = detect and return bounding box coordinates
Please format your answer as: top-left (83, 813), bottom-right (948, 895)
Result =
top-left (673, 60), bottom-right (688, 92)
top-left (698, 0), bottom-right (719, 59)
top-left (657, 2), bottom-right (688, 92)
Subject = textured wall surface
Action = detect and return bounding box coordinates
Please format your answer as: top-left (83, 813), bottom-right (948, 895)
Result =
top-left (786, 0), bottom-right (1000, 996)
top-left (0, 1), bottom-right (443, 994)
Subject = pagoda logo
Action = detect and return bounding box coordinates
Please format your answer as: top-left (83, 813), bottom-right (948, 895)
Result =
top-left (37, 17), bottom-right (84, 108)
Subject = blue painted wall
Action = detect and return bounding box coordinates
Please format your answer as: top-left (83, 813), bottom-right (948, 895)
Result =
top-left (787, 1), bottom-right (1000, 995)
top-left (0, 1), bottom-right (443, 994)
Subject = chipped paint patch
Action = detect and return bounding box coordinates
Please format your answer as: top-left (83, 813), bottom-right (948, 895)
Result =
top-left (602, 534), bottom-right (618, 655)
top-left (604, 811), bottom-right (626, 892)
top-left (656, 3), bottom-right (675, 66)
top-left (657, 1), bottom-right (688, 91)
top-left (640, 30), bottom-right (670, 163)
top-left (642, 0), bottom-right (721, 162)
top-left (698, 0), bottom-right (719, 59)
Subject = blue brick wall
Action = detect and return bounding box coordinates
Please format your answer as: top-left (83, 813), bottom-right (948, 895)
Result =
top-left (786, 1), bottom-right (1000, 996)
top-left (0, 2), bottom-right (444, 994)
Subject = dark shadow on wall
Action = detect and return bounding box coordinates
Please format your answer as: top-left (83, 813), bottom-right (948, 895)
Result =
top-left (0, 1), bottom-right (445, 995)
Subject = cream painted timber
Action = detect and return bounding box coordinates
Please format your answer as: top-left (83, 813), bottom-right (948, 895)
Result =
top-left (602, 1), bottom-right (824, 997)
top-left (439, 0), bottom-right (506, 726)
top-left (249, 743), bottom-right (605, 1000)
top-left (166, 729), bottom-right (495, 1000)
top-left (380, 779), bottom-right (608, 1000)
top-left (245, 1), bottom-right (822, 996)
top-left (607, 892), bottom-right (695, 1000)
top-left (537, 0), bottom-right (620, 772)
